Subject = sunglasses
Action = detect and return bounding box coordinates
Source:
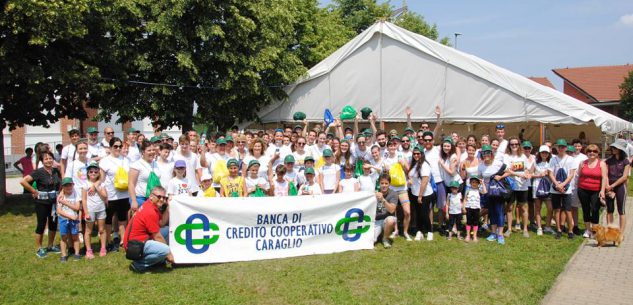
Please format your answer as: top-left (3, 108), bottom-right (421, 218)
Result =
top-left (152, 193), bottom-right (168, 201)
top-left (357, 141), bottom-right (366, 144)
top-left (112, 145), bottom-right (122, 149)
top-left (88, 170), bottom-right (100, 174)
top-left (402, 140), bottom-right (410, 143)
top-left (523, 147), bottom-right (532, 150)
top-left (482, 151), bottom-right (492, 155)
top-left (296, 142), bottom-right (306, 145)
top-left (586, 149), bottom-right (599, 154)
top-left (412, 152), bottom-right (422, 156)
top-left (510, 143), bottom-right (519, 146)
top-left (423, 139), bottom-right (433, 142)
top-left (105, 132), bottom-right (114, 135)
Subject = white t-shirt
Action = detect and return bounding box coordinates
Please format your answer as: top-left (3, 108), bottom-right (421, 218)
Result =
top-left (496, 139), bottom-right (508, 161)
top-left (571, 153), bottom-right (588, 190)
top-left (447, 193), bottom-right (463, 214)
top-left (65, 159), bottom-right (88, 195)
top-left (424, 146), bottom-right (443, 183)
top-left (292, 150), bottom-right (312, 172)
top-left (61, 144), bottom-right (77, 163)
top-left (383, 153), bottom-right (407, 192)
top-left (87, 142), bottom-right (101, 159)
top-left (358, 174), bottom-right (376, 192)
top-left (167, 176), bottom-right (190, 196)
top-left (273, 179), bottom-right (289, 196)
top-left (99, 155), bottom-right (130, 200)
top-left (549, 154), bottom-right (578, 195)
top-left (205, 152), bottom-right (230, 187)
top-left (409, 162), bottom-right (433, 197)
top-left (339, 177), bottom-right (359, 193)
top-left (58, 190), bottom-right (79, 218)
top-left (130, 159), bottom-right (160, 197)
top-left (173, 152), bottom-right (202, 193)
top-left (504, 154), bottom-right (529, 191)
top-left (532, 160), bottom-right (552, 191)
top-left (83, 182), bottom-right (106, 213)
top-left (265, 143), bottom-right (292, 169)
top-left (307, 144), bottom-right (331, 160)
top-left (440, 153), bottom-right (463, 186)
top-left (351, 143), bottom-right (372, 162)
top-left (156, 159), bottom-right (175, 189)
top-left (319, 163), bottom-right (340, 191)
top-left (127, 143), bottom-right (141, 162)
top-left (478, 160), bottom-right (504, 185)
top-left (242, 155), bottom-right (270, 181)
top-left (300, 181), bottom-right (322, 195)
top-left (284, 170), bottom-right (305, 187)
top-left (245, 176), bottom-right (270, 193)
top-left (465, 188), bottom-right (482, 209)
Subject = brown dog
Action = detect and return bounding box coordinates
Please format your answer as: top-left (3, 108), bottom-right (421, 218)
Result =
top-left (591, 225), bottom-right (624, 247)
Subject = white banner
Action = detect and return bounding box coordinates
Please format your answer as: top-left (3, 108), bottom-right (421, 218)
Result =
top-left (169, 192), bottom-right (377, 264)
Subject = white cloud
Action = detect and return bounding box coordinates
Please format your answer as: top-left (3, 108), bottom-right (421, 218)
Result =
top-left (619, 14), bottom-right (633, 26)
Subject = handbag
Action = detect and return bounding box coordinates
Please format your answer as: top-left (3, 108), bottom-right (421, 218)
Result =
top-left (125, 216), bottom-right (145, 260)
top-left (487, 178), bottom-right (509, 199)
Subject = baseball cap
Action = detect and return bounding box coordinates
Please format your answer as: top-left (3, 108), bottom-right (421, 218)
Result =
top-left (87, 127), bottom-right (98, 134)
top-left (127, 127), bottom-right (137, 133)
top-left (422, 131), bottom-right (434, 138)
top-left (449, 180), bottom-right (460, 188)
top-left (323, 149), bottom-right (333, 157)
top-left (304, 167), bottom-right (315, 175)
top-left (201, 173), bottom-right (213, 181)
top-left (216, 138), bottom-right (227, 145)
top-left (567, 145), bottom-right (576, 153)
top-left (284, 155), bottom-right (295, 164)
top-left (174, 160), bottom-right (186, 168)
top-left (247, 160), bottom-right (260, 169)
top-left (538, 145), bottom-right (550, 153)
top-left (86, 161), bottom-right (99, 170)
top-left (227, 159), bottom-right (239, 167)
top-left (522, 141), bottom-right (532, 148)
top-left (61, 177), bottom-right (74, 185)
top-left (304, 156), bottom-right (315, 162)
top-left (469, 175), bottom-right (481, 183)
top-left (481, 144), bottom-right (493, 152)
top-left (496, 123), bottom-right (505, 129)
top-left (225, 135), bottom-right (234, 143)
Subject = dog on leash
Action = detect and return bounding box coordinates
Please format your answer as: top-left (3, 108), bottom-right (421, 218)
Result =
top-left (590, 225), bottom-right (623, 247)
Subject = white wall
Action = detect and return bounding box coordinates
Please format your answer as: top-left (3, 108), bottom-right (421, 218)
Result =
top-left (26, 121), bottom-right (63, 149)
top-left (2, 127), bottom-right (11, 156)
top-left (98, 114), bottom-right (125, 140)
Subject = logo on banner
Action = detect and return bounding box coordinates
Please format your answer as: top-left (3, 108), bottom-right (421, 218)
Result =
top-left (335, 208), bottom-right (371, 242)
top-left (174, 213), bottom-right (220, 254)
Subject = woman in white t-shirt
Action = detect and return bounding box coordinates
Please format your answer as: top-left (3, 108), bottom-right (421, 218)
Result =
top-left (409, 146), bottom-right (434, 241)
top-left (65, 141), bottom-right (90, 196)
top-left (338, 164), bottom-right (360, 193)
top-left (318, 149), bottom-right (340, 194)
top-left (156, 142), bottom-right (175, 189)
top-left (242, 138), bottom-right (270, 182)
top-left (291, 136), bottom-right (310, 172)
top-left (128, 141), bottom-right (159, 212)
top-left (358, 160), bottom-right (377, 193)
top-left (504, 137), bottom-right (531, 237)
top-left (98, 137), bottom-right (131, 251)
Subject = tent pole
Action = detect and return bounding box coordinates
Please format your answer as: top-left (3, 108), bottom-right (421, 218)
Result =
top-left (539, 123), bottom-right (543, 145)
top-left (379, 22), bottom-right (383, 120)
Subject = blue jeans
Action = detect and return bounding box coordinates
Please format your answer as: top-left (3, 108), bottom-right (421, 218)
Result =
top-left (487, 195), bottom-right (505, 227)
top-left (132, 240), bottom-right (170, 272)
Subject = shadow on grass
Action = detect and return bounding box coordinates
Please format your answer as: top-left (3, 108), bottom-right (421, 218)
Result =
top-left (0, 195), bottom-right (35, 217)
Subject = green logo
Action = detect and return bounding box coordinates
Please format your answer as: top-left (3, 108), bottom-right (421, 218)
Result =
top-left (174, 214), bottom-right (219, 254)
top-left (335, 208), bottom-right (371, 242)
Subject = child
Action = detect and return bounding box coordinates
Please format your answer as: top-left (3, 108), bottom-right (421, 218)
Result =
top-left (464, 175), bottom-right (487, 242)
top-left (197, 173), bottom-right (217, 197)
top-left (300, 167), bottom-right (322, 195)
top-left (271, 164), bottom-right (289, 196)
top-left (445, 181), bottom-right (464, 240)
top-left (57, 177), bottom-right (82, 262)
top-left (338, 164), bottom-right (360, 193)
top-left (318, 149), bottom-right (340, 194)
top-left (167, 160), bottom-right (191, 201)
top-left (220, 159), bottom-right (246, 197)
top-left (245, 160), bottom-right (270, 196)
top-left (82, 161), bottom-right (108, 259)
top-left (358, 161), bottom-right (377, 192)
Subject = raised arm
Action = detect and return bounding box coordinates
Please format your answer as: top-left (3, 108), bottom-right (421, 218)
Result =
top-left (432, 105), bottom-right (442, 137)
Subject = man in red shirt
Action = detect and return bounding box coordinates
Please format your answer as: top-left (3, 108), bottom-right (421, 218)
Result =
top-left (123, 186), bottom-right (173, 273)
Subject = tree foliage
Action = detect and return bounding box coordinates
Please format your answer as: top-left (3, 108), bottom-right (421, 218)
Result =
top-left (619, 70), bottom-right (633, 121)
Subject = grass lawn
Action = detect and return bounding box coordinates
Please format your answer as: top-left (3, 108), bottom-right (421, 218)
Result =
top-left (0, 202), bottom-right (582, 305)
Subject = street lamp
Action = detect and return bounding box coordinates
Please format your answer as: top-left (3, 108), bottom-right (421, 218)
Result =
top-left (454, 32), bottom-right (462, 49)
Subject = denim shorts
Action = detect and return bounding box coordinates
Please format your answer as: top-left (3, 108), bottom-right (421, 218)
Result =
top-left (59, 216), bottom-right (79, 235)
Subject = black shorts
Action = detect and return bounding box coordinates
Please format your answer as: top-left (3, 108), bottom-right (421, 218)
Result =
top-left (509, 190), bottom-right (528, 204)
top-left (551, 193), bottom-right (572, 212)
top-left (106, 198), bottom-right (130, 224)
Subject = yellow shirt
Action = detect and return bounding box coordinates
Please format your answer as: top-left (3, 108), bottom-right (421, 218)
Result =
top-left (220, 176), bottom-right (244, 197)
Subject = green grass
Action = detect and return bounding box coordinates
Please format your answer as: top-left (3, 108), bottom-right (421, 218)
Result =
top-left (0, 203), bottom-right (582, 305)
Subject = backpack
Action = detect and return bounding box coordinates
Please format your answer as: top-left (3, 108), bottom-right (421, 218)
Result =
top-left (389, 163), bottom-right (406, 187)
top-left (213, 160), bottom-right (229, 184)
top-left (555, 157), bottom-right (569, 192)
top-left (114, 158), bottom-right (128, 191)
top-left (144, 162), bottom-right (161, 197)
top-left (536, 178), bottom-right (551, 198)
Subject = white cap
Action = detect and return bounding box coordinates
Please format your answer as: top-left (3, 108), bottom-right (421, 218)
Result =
top-left (538, 145), bottom-right (550, 153)
top-left (201, 173), bottom-right (213, 181)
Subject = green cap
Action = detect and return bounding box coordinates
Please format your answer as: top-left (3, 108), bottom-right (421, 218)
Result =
top-left (412, 145), bottom-right (422, 152)
top-left (216, 138), bottom-right (227, 145)
top-left (149, 136), bottom-right (162, 143)
top-left (481, 144), bottom-right (493, 152)
top-left (404, 127), bottom-right (415, 133)
top-left (225, 135), bottom-right (234, 142)
top-left (87, 127), bottom-right (98, 134)
top-left (566, 145), bottom-right (576, 153)
top-left (323, 148), bottom-right (333, 157)
top-left (555, 138), bottom-right (567, 146)
top-left (247, 160), bottom-right (260, 169)
top-left (422, 131), bottom-right (434, 138)
top-left (284, 155), bottom-right (295, 164)
top-left (61, 177), bottom-right (74, 185)
top-left (293, 112), bottom-right (306, 121)
top-left (160, 133), bottom-right (169, 139)
top-left (226, 159), bottom-right (239, 167)
top-left (127, 127), bottom-right (137, 133)
top-left (522, 140), bottom-right (532, 148)
top-left (362, 128), bottom-right (373, 135)
top-left (443, 136), bottom-right (453, 144)
top-left (389, 129), bottom-right (398, 135)
top-left (360, 107), bottom-right (373, 120)
top-left (469, 175), bottom-right (481, 183)
top-left (86, 161), bottom-right (99, 170)
top-left (304, 156), bottom-right (315, 162)
top-left (304, 167), bottom-right (315, 175)
top-left (294, 125), bottom-right (303, 130)
top-left (449, 181), bottom-right (461, 188)
top-left (389, 136), bottom-right (401, 143)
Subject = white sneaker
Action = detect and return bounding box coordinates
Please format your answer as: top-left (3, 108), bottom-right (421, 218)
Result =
top-left (583, 230), bottom-right (590, 238)
top-left (427, 232), bottom-right (434, 241)
top-left (537, 228), bottom-right (543, 236)
top-left (514, 224), bottom-right (521, 232)
top-left (382, 239), bottom-right (392, 249)
top-left (414, 231), bottom-right (423, 241)
top-left (404, 233), bottom-right (413, 241)
top-left (389, 231), bottom-right (398, 239)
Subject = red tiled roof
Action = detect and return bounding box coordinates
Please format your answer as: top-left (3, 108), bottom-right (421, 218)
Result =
top-left (528, 77), bottom-right (556, 89)
top-left (552, 64), bottom-right (633, 102)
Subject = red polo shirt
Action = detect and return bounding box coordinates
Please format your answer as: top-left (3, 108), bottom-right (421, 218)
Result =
top-left (123, 199), bottom-right (161, 249)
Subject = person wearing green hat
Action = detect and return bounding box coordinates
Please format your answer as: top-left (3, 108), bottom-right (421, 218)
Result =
top-left (463, 175), bottom-right (486, 242)
top-left (82, 161), bottom-right (108, 259)
top-left (220, 158), bottom-right (246, 197)
top-left (57, 177), bottom-right (82, 261)
top-left (86, 127), bottom-right (102, 161)
top-left (60, 128), bottom-right (82, 176)
top-left (125, 127), bottom-right (141, 162)
top-left (283, 154), bottom-right (304, 187)
top-left (319, 148), bottom-right (340, 194)
top-left (446, 180), bottom-right (464, 240)
top-left (478, 144), bottom-right (508, 245)
top-left (504, 137), bottom-right (531, 238)
top-left (547, 138), bottom-right (577, 240)
top-left (384, 134), bottom-right (413, 240)
top-left (299, 167), bottom-right (322, 195)
top-left (439, 135), bottom-right (463, 236)
top-left (245, 160), bottom-right (270, 196)
top-left (399, 135), bottom-right (413, 162)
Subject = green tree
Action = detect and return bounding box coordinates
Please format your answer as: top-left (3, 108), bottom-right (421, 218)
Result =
top-left (0, 0), bottom-right (114, 203)
top-left (619, 70), bottom-right (633, 121)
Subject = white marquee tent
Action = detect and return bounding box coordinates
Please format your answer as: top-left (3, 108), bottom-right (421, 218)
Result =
top-left (249, 21), bottom-right (632, 135)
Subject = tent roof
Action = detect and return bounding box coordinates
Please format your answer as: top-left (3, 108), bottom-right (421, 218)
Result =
top-left (249, 21), bottom-right (632, 134)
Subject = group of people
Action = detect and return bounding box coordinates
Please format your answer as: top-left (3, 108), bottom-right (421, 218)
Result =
top-left (14, 107), bottom-right (630, 272)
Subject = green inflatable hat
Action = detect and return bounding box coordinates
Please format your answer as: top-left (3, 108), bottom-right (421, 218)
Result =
top-left (340, 105), bottom-right (357, 121)
top-left (361, 107), bottom-right (373, 120)
top-left (293, 112), bottom-right (306, 121)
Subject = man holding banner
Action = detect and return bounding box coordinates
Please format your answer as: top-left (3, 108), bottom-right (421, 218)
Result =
top-left (375, 174), bottom-right (398, 248)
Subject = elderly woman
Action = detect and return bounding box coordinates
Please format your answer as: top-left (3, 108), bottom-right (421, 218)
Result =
top-left (20, 151), bottom-right (61, 258)
top-left (605, 139), bottom-right (631, 234)
top-left (576, 144), bottom-right (607, 238)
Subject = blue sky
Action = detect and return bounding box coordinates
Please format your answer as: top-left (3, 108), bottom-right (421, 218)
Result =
top-left (323, 0), bottom-right (633, 89)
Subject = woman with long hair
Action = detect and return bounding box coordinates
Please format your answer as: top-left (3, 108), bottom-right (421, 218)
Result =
top-left (605, 139), bottom-right (631, 233)
top-left (531, 145), bottom-right (554, 235)
top-left (409, 146), bottom-right (434, 241)
top-left (504, 137), bottom-right (531, 238)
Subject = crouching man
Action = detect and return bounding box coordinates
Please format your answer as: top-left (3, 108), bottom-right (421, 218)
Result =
top-left (124, 186), bottom-right (174, 273)
top-left (375, 174), bottom-right (398, 248)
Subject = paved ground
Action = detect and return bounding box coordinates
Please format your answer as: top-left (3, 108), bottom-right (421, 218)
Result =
top-left (541, 198), bottom-right (633, 305)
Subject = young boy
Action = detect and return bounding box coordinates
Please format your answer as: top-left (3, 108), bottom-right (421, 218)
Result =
top-left (446, 181), bottom-right (464, 240)
top-left (197, 173), bottom-right (217, 197)
top-left (56, 177), bottom-right (82, 261)
top-left (220, 159), bottom-right (245, 197)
